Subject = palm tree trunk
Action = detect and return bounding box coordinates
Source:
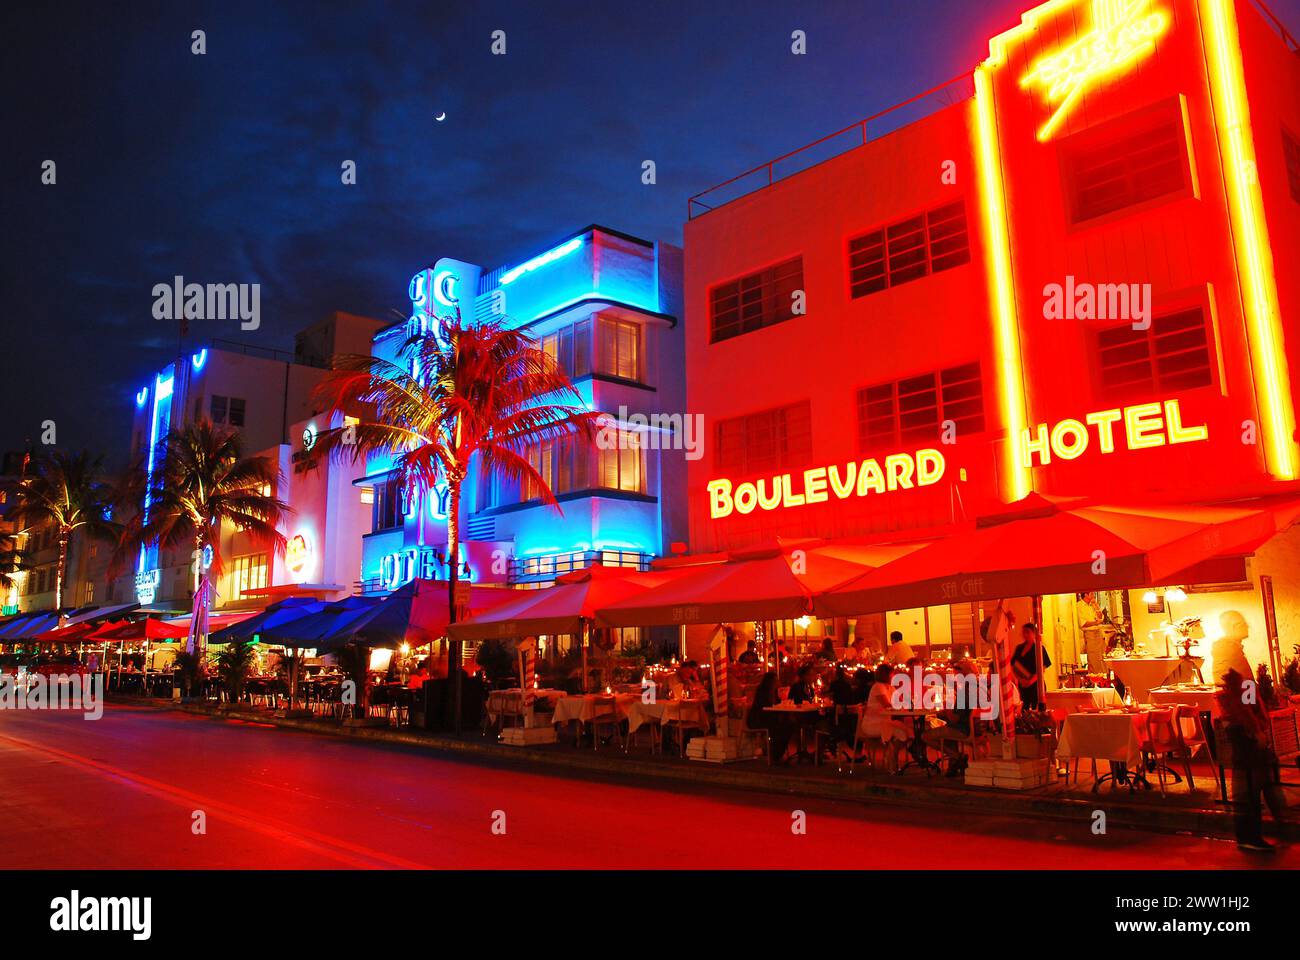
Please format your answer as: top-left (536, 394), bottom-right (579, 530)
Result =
top-left (447, 478), bottom-right (463, 734)
top-left (55, 531), bottom-right (69, 622)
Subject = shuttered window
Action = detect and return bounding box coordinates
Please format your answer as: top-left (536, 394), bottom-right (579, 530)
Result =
top-left (714, 402), bottom-right (813, 475)
top-left (1064, 105), bottom-right (1188, 223)
top-left (857, 362), bottom-right (985, 450)
top-left (709, 257), bottom-right (804, 343)
top-left (1096, 308), bottom-right (1213, 396)
top-left (848, 200), bottom-right (970, 299)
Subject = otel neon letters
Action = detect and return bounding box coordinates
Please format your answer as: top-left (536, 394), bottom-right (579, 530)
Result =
top-left (1020, 398), bottom-right (1208, 468)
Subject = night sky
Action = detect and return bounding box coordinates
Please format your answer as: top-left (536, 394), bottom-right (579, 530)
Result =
top-left (5, 0), bottom-right (1300, 464)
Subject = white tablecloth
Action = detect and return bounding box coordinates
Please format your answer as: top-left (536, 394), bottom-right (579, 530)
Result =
top-left (1044, 688), bottom-right (1121, 714)
top-left (1148, 685), bottom-right (1219, 714)
top-left (486, 688), bottom-right (564, 725)
top-left (1105, 658), bottom-right (1201, 702)
top-left (1057, 711), bottom-right (1145, 768)
top-left (552, 693), bottom-right (635, 726)
top-left (626, 698), bottom-right (710, 734)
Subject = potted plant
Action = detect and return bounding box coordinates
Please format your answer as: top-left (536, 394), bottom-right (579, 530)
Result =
top-left (216, 641), bottom-right (254, 709)
top-left (1013, 708), bottom-right (1057, 759)
top-left (172, 649), bottom-right (206, 702)
top-left (1282, 645), bottom-right (1300, 707)
top-left (335, 642), bottom-right (375, 725)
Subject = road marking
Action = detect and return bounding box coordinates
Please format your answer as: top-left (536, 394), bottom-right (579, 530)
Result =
top-left (0, 731), bottom-right (428, 869)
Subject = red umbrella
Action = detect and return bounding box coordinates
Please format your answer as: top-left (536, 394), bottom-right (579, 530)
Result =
top-left (88, 618), bottom-right (190, 642)
top-left (449, 565), bottom-right (693, 640)
top-left (595, 538), bottom-right (927, 628)
top-left (814, 494), bottom-right (1291, 617)
top-left (29, 620), bottom-right (106, 644)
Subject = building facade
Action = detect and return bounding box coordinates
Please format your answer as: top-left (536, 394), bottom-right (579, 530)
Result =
top-left (683, 0), bottom-right (1300, 679)
top-left (358, 225), bottom-right (687, 595)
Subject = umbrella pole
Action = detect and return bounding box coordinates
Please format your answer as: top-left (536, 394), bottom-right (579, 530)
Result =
top-left (1033, 595), bottom-right (1046, 707)
top-left (581, 622), bottom-right (589, 693)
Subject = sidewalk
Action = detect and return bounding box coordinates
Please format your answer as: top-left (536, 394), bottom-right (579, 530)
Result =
top-left (136, 696), bottom-right (1298, 843)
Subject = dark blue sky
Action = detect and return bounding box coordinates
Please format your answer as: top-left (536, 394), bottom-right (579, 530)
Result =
top-left (5, 0), bottom-right (1299, 464)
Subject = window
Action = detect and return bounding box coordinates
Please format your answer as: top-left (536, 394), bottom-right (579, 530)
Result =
top-left (371, 475), bottom-right (404, 532)
top-left (541, 319), bottom-right (592, 381)
top-left (848, 201), bottom-right (970, 298)
top-left (229, 554), bottom-right (269, 601)
top-left (857, 362), bottom-right (985, 450)
top-left (597, 316), bottom-right (641, 381)
top-left (596, 431), bottom-right (644, 493)
top-left (709, 257), bottom-right (803, 343)
top-left (714, 402), bottom-right (813, 475)
top-left (520, 433), bottom-right (645, 501)
top-left (210, 395), bottom-right (228, 424)
top-left (228, 398), bottom-right (246, 427)
top-left (209, 395), bottom-right (245, 426)
top-left (1283, 128), bottom-right (1300, 204)
top-left (1063, 104), bottom-right (1188, 223)
top-left (82, 581), bottom-right (95, 605)
top-left (1096, 307), bottom-right (1213, 397)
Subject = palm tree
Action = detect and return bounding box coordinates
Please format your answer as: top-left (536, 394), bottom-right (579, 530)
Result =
top-left (2, 451), bottom-right (122, 618)
top-left (123, 419), bottom-right (290, 654)
top-left (215, 639), bottom-right (255, 704)
top-left (0, 534), bottom-right (30, 599)
top-left (312, 310), bottom-right (600, 730)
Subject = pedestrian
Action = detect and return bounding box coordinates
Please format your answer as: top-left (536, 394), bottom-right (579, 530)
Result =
top-left (1217, 668), bottom-right (1288, 853)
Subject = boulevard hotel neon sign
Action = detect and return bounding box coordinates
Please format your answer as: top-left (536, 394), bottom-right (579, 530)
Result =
top-left (708, 449), bottom-right (947, 519)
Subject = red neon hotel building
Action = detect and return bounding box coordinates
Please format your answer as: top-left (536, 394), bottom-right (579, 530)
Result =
top-left (683, 0), bottom-right (1300, 686)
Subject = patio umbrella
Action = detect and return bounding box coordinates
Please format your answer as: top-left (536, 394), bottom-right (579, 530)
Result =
top-left (88, 618), bottom-right (190, 643)
top-left (814, 494), bottom-right (1293, 617)
top-left (0, 612), bottom-right (61, 640)
top-left (207, 596), bottom-right (324, 644)
top-left (596, 538), bottom-right (928, 628)
top-left (29, 620), bottom-right (106, 644)
top-left (448, 565), bottom-right (689, 641)
top-left (259, 595), bottom-right (385, 649)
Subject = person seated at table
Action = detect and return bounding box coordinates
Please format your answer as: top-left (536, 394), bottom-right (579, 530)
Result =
top-left (748, 671), bottom-right (795, 764)
top-left (844, 636), bottom-right (869, 663)
top-left (885, 631), bottom-right (914, 665)
top-left (737, 642), bottom-right (759, 665)
top-left (816, 638), bottom-right (837, 661)
top-left (922, 663), bottom-right (977, 777)
top-left (787, 664), bottom-right (817, 704)
top-left (674, 660), bottom-right (707, 699)
top-left (406, 659), bottom-right (430, 690)
top-left (860, 663), bottom-right (909, 750)
top-left (828, 666), bottom-right (855, 707)
top-left (851, 666), bottom-right (875, 704)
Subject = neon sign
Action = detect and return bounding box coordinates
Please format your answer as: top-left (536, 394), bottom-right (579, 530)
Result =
top-left (498, 237), bottom-right (583, 285)
top-left (707, 449), bottom-right (946, 520)
top-left (1020, 0), bottom-right (1169, 141)
top-left (1020, 398), bottom-right (1207, 468)
top-left (135, 569), bottom-right (161, 605)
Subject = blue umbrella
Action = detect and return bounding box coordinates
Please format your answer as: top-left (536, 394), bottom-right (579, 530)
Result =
top-left (208, 596), bottom-right (325, 645)
top-left (260, 596), bottom-right (383, 650)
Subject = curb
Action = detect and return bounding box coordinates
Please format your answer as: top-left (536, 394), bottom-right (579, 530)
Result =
top-left (139, 697), bottom-right (1293, 843)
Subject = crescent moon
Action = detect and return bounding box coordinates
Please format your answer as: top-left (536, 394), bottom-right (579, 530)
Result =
top-left (435, 112), bottom-right (447, 121)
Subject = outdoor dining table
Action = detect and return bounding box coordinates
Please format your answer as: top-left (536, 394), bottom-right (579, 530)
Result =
top-left (1044, 687), bottom-right (1121, 714)
top-left (763, 702), bottom-right (827, 764)
top-left (626, 697), bottom-right (710, 735)
top-left (1105, 657), bottom-right (1202, 702)
top-left (551, 692), bottom-right (637, 726)
top-left (1057, 708), bottom-right (1155, 792)
top-left (486, 688), bottom-right (564, 727)
top-left (887, 707), bottom-right (941, 776)
top-left (1148, 684), bottom-right (1219, 714)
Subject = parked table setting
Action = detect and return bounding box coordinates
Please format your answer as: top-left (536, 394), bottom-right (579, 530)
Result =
top-left (1044, 687), bottom-right (1121, 714)
top-left (1057, 708), bottom-right (1155, 791)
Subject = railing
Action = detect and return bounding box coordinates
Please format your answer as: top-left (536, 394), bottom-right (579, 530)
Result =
top-left (1252, 0), bottom-right (1299, 52)
top-left (687, 72), bottom-right (974, 219)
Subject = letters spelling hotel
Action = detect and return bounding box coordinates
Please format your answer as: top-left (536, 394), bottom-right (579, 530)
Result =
top-left (46, 0), bottom-right (1300, 685)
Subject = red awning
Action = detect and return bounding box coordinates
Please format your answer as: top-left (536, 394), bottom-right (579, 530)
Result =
top-left (595, 537), bottom-right (930, 627)
top-left (89, 618), bottom-right (191, 642)
top-left (448, 565), bottom-right (698, 640)
top-left (814, 494), bottom-right (1298, 617)
top-left (29, 620), bottom-right (109, 644)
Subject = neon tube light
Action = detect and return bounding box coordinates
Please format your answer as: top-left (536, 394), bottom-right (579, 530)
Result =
top-left (499, 237), bottom-right (583, 285)
top-left (1020, 0), bottom-right (1169, 141)
top-left (1200, 0), bottom-right (1296, 479)
top-left (191, 348), bottom-right (208, 371)
top-left (973, 66), bottom-right (1032, 501)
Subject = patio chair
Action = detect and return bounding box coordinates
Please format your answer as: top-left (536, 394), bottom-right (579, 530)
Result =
top-left (739, 711), bottom-right (772, 765)
top-left (588, 695), bottom-right (622, 751)
top-left (624, 710), bottom-right (661, 754)
top-left (662, 708), bottom-right (708, 757)
top-left (933, 716), bottom-right (988, 773)
top-left (1141, 708), bottom-right (1194, 795)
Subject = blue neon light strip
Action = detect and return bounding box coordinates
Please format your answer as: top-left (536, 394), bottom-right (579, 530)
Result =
top-left (498, 237), bottom-right (583, 286)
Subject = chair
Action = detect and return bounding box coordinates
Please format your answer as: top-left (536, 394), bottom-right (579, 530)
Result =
top-left (588, 696), bottom-right (623, 751)
top-left (933, 715), bottom-right (988, 772)
top-left (662, 703), bottom-right (709, 757)
top-left (624, 707), bottom-right (661, 754)
top-left (1141, 708), bottom-right (1194, 795)
top-left (848, 711), bottom-right (904, 775)
top-left (739, 710), bottom-right (772, 765)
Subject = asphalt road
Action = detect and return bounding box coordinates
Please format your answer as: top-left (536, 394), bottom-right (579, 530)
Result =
top-left (0, 702), bottom-right (1292, 869)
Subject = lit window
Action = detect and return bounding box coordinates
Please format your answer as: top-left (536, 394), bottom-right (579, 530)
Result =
top-left (715, 402), bottom-right (813, 475)
top-left (596, 316), bottom-right (641, 381)
top-left (230, 554), bottom-right (269, 601)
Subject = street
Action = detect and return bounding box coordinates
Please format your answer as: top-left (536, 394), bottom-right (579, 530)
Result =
top-left (0, 702), bottom-right (1292, 869)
